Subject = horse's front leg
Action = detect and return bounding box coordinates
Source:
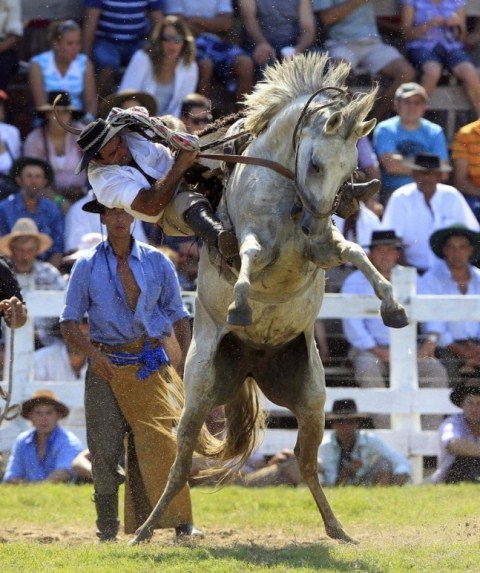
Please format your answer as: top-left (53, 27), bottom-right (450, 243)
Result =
top-left (227, 232), bottom-right (262, 326)
top-left (129, 398), bottom-right (212, 545)
top-left (340, 241), bottom-right (408, 328)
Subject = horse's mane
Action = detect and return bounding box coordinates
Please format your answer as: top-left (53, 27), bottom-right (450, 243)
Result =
top-left (242, 52), bottom-right (377, 136)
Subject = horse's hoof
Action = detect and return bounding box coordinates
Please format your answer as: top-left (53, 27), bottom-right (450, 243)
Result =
top-left (128, 525), bottom-right (154, 546)
top-left (227, 305), bottom-right (252, 326)
top-left (381, 306), bottom-right (409, 329)
top-left (327, 525), bottom-right (358, 545)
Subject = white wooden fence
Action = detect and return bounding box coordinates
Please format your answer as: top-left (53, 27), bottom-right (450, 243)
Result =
top-left (0, 266), bottom-right (473, 483)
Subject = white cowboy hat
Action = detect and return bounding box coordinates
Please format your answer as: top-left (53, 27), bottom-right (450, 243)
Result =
top-left (0, 218), bottom-right (53, 257)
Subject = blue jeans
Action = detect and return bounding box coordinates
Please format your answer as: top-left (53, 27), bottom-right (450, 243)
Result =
top-left (92, 38), bottom-right (145, 72)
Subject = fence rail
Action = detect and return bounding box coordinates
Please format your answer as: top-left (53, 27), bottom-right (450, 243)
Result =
top-left (1, 267), bottom-right (474, 483)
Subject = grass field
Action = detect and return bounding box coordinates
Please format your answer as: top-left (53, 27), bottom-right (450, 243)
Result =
top-left (0, 483), bottom-right (478, 572)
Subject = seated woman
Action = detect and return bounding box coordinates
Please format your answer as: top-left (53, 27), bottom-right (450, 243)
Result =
top-left (28, 19), bottom-right (97, 122)
top-left (401, 0), bottom-right (480, 117)
top-left (118, 15), bottom-right (198, 118)
top-left (24, 91), bottom-right (88, 210)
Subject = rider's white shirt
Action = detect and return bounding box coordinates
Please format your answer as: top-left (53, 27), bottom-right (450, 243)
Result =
top-left (88, 132), bottom-right (174, 223)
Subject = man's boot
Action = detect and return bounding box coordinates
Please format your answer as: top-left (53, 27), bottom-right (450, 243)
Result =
top-left (183, 202), bottom-right (239, 259)
top-left (93, 492), bottom-right (120, 542)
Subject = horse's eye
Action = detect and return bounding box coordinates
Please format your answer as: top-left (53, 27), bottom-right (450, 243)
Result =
top-left (310, 161), bottom-right (321, 174)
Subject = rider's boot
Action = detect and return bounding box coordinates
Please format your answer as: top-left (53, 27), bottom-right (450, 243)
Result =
top-left (94, 492), bottom-right (120, 542)
top-left (183, 201), bottom-right (239, 259)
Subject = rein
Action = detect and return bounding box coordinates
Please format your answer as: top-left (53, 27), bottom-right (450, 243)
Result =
top-left (198, 86), bottom-right (352, 217)
top-left (0, 305), bottom-right (19, 426)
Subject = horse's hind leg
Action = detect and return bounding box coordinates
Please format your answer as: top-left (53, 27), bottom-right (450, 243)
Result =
top-left (129, 397), bottom-right (213, 545)
top-left (227, 233), bottom-right (261, 326)
top-left (294, 408), bottom-right (356, 543)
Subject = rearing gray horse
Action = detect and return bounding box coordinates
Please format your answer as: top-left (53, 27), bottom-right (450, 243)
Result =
top-left (131, 53), bottom-right (408, 545)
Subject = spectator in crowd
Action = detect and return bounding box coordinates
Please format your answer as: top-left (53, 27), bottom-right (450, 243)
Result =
top-left (451, 116), bottom-right (480, 222)
top-left (190, 448), bottom-right (304, 487)
top-left (61, 231), bottom-right (102, 276)
top-left (34, 318), bottom-right (89, 381)
top-left (319, 399), bottom-right (412, 486)
top-left (24, 91), bottom-right (88, 209)
top-left (2, 390), bottom-right (84, 483)
top-left (119, 15), bottom-right (199, 118)
top-left (341, 230), bottom-right (448, 429)
top-left (401, 0), bottom-right (480, 117)
top-left (19, 1), bottom-right (83, 61)
top-left (29, 20), bottom-right (97, 121)
top-left (372, 82), bottom-right (450, 205)
top-left (98, 89), bottom-right (157, 120)
top-left (313, 0), bottom-right (415, 122)
top-left (431, 377), bottom-right (480, 483)
top-left (465, 16), bottom-right (480, 66)
top-left (0, 0), bottom-right (22, 90)
top-left (60, 204), bottom-right (200, 542)
top-left (0, 158), bottom-right (65, 268)
top-left (165, 0), bottom-right (254, 106)
top-left (172, 238), bottom-right (201, 291)
top-left (419, 224), bottom-right (480, 386)
top-left (0, 90), bottom-right (21, 199)
top-left (0, 218), bottom-right (66, 347)
top-left (63, 190), bottom-right (147, 255)
top-left (69, 108), bottom-right (238, 261)
top-left (179, 93), bottom-right (213, 134)
top-left (381, 153), bottom-right (479, 274)
top-left (82, 0), bottom-right (164, 99)
top-left (238, 0), bottom-right (317, 77)
top-left (71, 449), bottom-right (94, 482)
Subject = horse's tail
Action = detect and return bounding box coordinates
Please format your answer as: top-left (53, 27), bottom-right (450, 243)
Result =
top-left (194, 377), bottom-right (267, 483)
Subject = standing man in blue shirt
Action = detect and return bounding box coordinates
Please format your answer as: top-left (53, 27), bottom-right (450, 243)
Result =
top-left (60, 200), bottom-right (201, 542)
top-left (3, 390), bottom-right (83, 483)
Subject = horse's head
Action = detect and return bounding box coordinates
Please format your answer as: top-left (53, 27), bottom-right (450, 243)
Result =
top-left (293, 90), bottom-right (376, 239)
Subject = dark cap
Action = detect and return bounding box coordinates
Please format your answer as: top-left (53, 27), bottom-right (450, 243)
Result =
top-left (450, 379), bottom-right (480, 407)
top-left (429, 224), bottom-right (480, 263)
top-left (367, 230), bottom-right (403, 249)
top-left (404, 153), bottom-right (452, 172)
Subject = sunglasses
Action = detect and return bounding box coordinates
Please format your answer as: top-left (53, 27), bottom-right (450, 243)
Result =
top-left (190, 115), bottom-right (213, 126)
top-left (161, 34), bottom-right (184, 44)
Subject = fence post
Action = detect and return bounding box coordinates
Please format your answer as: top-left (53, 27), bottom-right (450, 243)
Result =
top-left (390, 266), bottom-right (423, 481)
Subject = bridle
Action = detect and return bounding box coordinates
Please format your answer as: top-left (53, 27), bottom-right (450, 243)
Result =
top-left (291, 86), bottom-right (352, 219)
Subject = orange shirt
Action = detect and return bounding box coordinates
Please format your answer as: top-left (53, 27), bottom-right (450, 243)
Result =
top-left (451, 119), bottom-right (480, 188)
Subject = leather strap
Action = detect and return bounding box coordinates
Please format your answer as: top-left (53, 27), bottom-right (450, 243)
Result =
top-left (199, 152), bottom-right (295, 181)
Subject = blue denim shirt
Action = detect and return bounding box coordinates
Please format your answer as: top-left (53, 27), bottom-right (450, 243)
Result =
top-left (0, 193), bottom-right (64, 260)
top-left (60, 239), bottom-right (189, 345)
top-left (3, 426), bottom-right (83, 482)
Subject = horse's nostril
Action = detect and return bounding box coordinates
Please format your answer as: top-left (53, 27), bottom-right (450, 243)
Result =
top-left (301, 225), bottom-right (310, 236)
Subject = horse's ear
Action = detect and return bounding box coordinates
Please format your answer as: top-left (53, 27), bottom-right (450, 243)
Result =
top-left (354, 118), bottom-right (376, 139)
top-left (323, 111), bottom-right (343, 135)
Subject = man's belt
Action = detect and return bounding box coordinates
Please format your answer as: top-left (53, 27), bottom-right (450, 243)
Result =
top-left (94, 339), bottom-right (170, 380)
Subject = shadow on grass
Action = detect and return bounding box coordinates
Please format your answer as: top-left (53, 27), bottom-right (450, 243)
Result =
top-left (110, 542), bottom-right (385, 572)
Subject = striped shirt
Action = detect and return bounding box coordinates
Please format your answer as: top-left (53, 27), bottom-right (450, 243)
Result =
top-left (84, 0), bottom-right (164, 42)
top-left (451, 119), bottom-right (480, 188)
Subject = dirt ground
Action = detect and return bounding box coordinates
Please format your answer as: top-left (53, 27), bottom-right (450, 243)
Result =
top-left (0, 519), bottom-right (478, 548)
